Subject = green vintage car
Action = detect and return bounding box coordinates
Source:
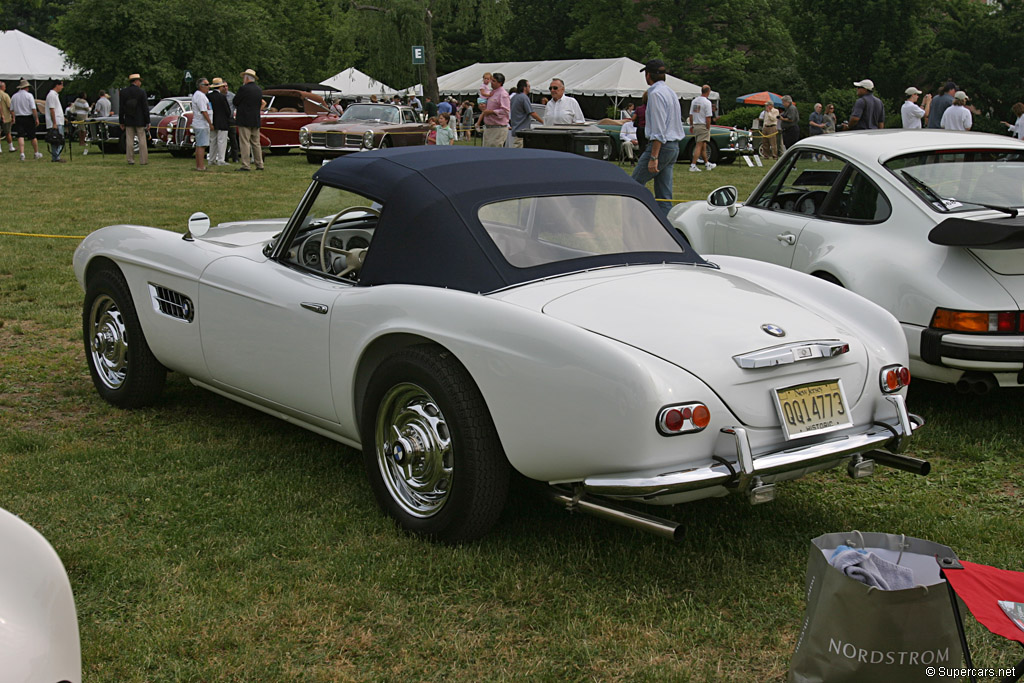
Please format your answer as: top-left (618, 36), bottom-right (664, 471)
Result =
top-left (594, 119), bottom-right (756, 164)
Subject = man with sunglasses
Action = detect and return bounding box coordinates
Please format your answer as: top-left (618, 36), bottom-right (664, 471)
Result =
top-left (631, 59), bottom-right (683, 214)
top-left (543, 79), bottom-right (584, 125)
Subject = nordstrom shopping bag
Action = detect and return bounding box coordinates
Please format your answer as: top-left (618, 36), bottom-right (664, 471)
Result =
top-left (788, 531), bottom-right (964, 683)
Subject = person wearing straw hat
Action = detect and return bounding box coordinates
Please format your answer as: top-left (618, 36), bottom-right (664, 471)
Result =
top-left (119, 73), bottom-right (150, 165)
top-left (940, 91), bottom-right (973, 131)
top-left (901, 87), bottom-right (931, 129)
top-left (234, 68), bottom-right (263, 171)
top-left (10, 79), bottom-right (42, 160)
top-left (208, 78), bottom-right (231, 166)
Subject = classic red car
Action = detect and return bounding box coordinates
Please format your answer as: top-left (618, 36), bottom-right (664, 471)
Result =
top-left (158, 89), bottom-right (331, 156)
top-left (298, 103), bottom-right (431, 164)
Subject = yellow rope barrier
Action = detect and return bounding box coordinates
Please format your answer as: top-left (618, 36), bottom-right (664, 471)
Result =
top-left (0, 231), bottom-right (85, 239)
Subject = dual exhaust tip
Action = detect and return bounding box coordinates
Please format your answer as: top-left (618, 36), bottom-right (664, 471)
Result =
top-left (955, 372), bottom-right (998, 395)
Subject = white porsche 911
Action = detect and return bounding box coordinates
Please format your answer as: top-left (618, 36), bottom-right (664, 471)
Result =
top-left (74, 147), bottom-right (926, 542)
top-left (670, 130), bottom-right (1024, 394)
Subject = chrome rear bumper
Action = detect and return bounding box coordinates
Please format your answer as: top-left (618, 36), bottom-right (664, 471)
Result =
top-left (584, 395), bottom-right (924, 500)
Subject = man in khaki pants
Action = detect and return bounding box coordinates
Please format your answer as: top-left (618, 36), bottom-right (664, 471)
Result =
top-left (233, 68), bottom-right (264, 171)
top-left (119, 73), bottom-right (150, 165)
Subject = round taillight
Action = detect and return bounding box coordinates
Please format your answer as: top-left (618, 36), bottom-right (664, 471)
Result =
top-left (664, 409), bottom-right (684, 432)
top-left (899, 367), bottom-right (911, 386)
top-left (691, 405), bottom-right (711, 429)
top-left (681, 406), bottom-right (692, 420)
top-left (886, 370), bottom-right (900, 391)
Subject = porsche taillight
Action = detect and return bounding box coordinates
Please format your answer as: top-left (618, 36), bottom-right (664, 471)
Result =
top-left (880, 365), bottom-right (911, 393)
top-left (931, 308), bottom-right (1024, 333)
top-left (657, 403), bottom-right (711, 436)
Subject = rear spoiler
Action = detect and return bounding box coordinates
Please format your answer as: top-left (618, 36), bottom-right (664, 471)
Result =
top-left (929, 216), bottom-right (1024, 250)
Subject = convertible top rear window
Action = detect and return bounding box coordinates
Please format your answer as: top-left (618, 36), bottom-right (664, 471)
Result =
top-left (885, 149), bottom-right (1024, 213)
top-left (479, 194), bottom-right (684, 268)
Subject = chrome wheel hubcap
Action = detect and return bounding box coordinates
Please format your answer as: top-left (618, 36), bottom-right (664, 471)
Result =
top-left (375, 383), bottom-right (453, 518)
top-left (89, 294), bottom-right (128, 390)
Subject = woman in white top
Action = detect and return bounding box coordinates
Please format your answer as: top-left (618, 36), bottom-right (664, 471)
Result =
top-left (1001, 102), bottom-right (1024, 140)
top-left (72, 92), bottom-right (90, 153)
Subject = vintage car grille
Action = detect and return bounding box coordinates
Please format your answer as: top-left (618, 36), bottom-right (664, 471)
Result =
top-left (321, 132), bottom-right (363, 148)
top-left (173, 115), bottom-right (190, 147)
top-left (149, 284), bottom-right (194, 322)
top-left (310, 132), bottom-right (327, 146)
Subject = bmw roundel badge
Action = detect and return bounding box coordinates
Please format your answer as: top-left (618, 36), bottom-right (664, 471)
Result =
top-left (761, 324), bottom-right (786, 338)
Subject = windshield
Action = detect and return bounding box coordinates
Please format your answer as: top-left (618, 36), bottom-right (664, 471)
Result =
top-left (340, 105), bottom-right (399, 124)
top-left (151, 99), bottom-right (185, 117)
top-left (884, 149), bottom-right (1024, 213)
top-left (478, 194), bottom-right (685, 268)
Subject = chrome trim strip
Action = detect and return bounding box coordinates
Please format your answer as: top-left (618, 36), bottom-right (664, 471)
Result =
top-left (300, 302), bottom-right (329, 314)
top-left (734, 340), bottom-right (849, 368)
top-left (584, 400), bottom-right (919, 499)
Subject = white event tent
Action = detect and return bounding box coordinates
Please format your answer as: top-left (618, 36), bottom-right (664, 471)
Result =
top-left (320, 67), bottom-right (397, 99)
top-left (436, 57), bottom-right (718, 109)
top-left (0, 30), bottom-right (77, 82)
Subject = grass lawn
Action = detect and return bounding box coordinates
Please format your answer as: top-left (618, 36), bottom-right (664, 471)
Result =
top-left (1, 146), bottom-right (1021, 681)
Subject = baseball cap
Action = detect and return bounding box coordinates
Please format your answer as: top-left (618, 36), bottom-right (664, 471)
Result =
top-left (853, 79), bottom-right (875, 90)
top-left (640, 59), bottom-right (667, 75)
top-left (905, 86), bottom-right (922, 96)
top-left (954, 91), bottom-right (969, 101)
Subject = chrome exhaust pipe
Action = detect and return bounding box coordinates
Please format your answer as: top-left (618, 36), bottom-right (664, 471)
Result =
top-left (545, 488), bottom-right (684, 542)
top-left (958, 372), bottom-right (997, 395)
top-left (865, 450), bottom-right (931, 476)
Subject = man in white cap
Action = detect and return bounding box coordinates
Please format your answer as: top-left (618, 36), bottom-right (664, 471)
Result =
top-left (848, 79), bottom-right (885, 130)
top-left (901, 87), bottom-right (931, 129)
top-left (11, 79), bottom-right (42, 160)
top-left (940, 91), bottom-right (972, 131)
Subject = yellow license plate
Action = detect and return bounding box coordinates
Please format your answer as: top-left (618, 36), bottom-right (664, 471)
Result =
top-left (773, 379), bottom-right (853, 440)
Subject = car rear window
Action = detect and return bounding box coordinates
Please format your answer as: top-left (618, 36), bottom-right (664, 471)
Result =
top-left (884, 149), bottom-right (1024, 213)
top-left (478, 194), bottom-right (684, 268)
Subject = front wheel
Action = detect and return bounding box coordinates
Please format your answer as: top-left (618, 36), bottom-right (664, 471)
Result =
top-left (361, 346), bottom-right (510, 542)
top-left (83, 267), bottom-right (166, 408)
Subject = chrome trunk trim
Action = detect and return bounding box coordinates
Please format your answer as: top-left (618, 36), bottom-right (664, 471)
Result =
top-left (733, 339), bottom-right (850, 368)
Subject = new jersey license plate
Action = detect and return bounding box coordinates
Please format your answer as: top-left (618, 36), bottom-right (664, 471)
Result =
top-left (773, 379), bottom-right (852, 440)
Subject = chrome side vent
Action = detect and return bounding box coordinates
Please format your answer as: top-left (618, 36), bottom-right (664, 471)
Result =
top-left (149, 284), bottom-right (194, 322)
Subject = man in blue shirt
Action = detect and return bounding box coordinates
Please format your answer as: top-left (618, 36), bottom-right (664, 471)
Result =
top-left (631, 59), bottom-right (684, 213)
top-left (508, 79), bottom-right (543, 148)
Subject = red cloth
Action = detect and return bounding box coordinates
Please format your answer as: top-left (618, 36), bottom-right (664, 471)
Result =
top-left (945, 560), bottom-right (1024, 644)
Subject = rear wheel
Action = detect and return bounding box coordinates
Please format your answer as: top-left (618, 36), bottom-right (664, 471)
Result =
top-left (361, 346), bottom-right (509, 542)
top-left (83, 267), bottom-right (166, 408)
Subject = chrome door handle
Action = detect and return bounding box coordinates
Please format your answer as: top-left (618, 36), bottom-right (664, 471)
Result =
top-left (777, 233), bottom-right (796, 245)
top-left (300, 302), bottom-right (328, 314)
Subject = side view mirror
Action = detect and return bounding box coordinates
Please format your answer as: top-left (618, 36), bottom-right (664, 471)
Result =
top-left (707, 185), bottom-right (739, 217)
top-left (188, 212), bottom-right (211, 238)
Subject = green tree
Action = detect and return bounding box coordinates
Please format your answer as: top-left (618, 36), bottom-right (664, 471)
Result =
top-left (335, 0), bottom-right (509, 100)
top-left (787, 0), bottom-right (930, 103)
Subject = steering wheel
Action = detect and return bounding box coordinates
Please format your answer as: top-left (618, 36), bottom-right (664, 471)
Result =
top-left (796, 190), bottom-right (828, 215)
top-left (319, 205), bottom-right (381, 276)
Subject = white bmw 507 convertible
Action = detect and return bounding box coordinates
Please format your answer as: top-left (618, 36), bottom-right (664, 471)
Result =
top-left (74, 147), bottom-right (926, 542)
top-left (670, 130), bottom-right (1024, 394)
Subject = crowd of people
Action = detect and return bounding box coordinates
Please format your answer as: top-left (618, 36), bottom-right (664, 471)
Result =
top-left (5, 66), bottom-right (1022, 214)
top-left (752, 77), bottom-right (1024, 159)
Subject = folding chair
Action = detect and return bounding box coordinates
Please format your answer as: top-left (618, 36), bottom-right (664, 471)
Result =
top-left (939, 557), bottom-right (1024, 683)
